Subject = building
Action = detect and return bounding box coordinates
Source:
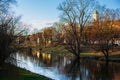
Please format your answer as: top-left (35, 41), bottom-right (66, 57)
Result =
top-left (93, 10), bottom-right (99, 21)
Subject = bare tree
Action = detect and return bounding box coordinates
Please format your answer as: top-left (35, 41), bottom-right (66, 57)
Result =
top-left (88, 8), bottom-right (120, 62)
top-left (0, 0), bottom-right (26, 64)
top-left (58, 0), bottom-right (96, 58)
top-left (0, 0), bottom-right (16, 14)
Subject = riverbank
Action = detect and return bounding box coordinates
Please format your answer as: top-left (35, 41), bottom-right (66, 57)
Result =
top-left (15, 45), bottom-right (120, 62)
top-left (42, 45), bottom-right (100, 57)
top-left (0, 63), bottom-right (51, 80)
top-left (42, 45), bottom-right (72, 57)
top-left (42, 45), bottom-right (120, 62)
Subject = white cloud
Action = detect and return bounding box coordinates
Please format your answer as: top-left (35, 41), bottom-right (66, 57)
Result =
top-left (31, 20), bottom-right (58, 30)
top-left (21, 20), bottom-right (59, 34)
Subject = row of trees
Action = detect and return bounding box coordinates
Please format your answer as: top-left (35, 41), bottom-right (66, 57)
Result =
top-left (4, 0), bottom-right (119, 63)
top-left (85, 9), bottom-right (120, 61)
top-left (58, 0), bottom-right (120, 61)
top-left (21, 0), bottom-right (120, 62)
top-left (27, 27), bottom-right (64, 48)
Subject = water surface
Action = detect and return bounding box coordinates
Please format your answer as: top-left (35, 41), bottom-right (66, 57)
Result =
top-left (6, 49), bottom-right (120, 80)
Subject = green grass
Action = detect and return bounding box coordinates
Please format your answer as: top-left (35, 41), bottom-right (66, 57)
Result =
top-left (109, 54), bottom-right (120, 58)
top-left (42, 45), bottom-right (104, 57)
top-left (42, 45), bottom-right (72, 56)
top-left (80, 52), bottom-right (103, 57)
top-left (0, 63), bottom-right (51, 80)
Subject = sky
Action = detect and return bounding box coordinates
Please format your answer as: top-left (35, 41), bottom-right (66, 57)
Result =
top-left (13, 0), bottom-right (120, 30)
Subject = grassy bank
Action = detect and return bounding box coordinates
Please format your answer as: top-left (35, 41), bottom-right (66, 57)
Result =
top-left (0, 63), bottom-right (51, 80)
top-left (42, 45), bottom-right (72, 57)
top-left (42, 45), bottom-right (102, 57)
top-left (42, 45), bottom-right (120, 59)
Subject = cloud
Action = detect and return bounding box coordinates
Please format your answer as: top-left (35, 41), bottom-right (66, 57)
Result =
top-left (31, 20), bottom-right (58, 30)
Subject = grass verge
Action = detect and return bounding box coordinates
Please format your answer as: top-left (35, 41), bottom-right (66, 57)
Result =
top-left (42, 45), bottom-right (72, 57)
top-left (0, 63), bottom-right (51, 80)
top-left (42, 45), bottom-right (120, 59)
top-left (42, 45), bottom-right (103, 57)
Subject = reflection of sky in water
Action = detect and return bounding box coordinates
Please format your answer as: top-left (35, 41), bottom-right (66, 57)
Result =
top-left (15, 52), bottom-right (70, 80)
top-left (5, 52), bottom-right (91, 80)
top-left (6, 51), bottom-right (120, 80)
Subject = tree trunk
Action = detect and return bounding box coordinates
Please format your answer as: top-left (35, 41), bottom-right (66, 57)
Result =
top-left (102, 50), bottom-right (109, 62)
top-left (105, 50), bottom-right (109, 62)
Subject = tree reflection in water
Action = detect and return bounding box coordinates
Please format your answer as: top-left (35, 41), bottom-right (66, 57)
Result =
top-left (6, 49), bottom-right (120, 80)
top-left (63, 58), bottom-right (115, 80)
top-left (64, 58), bottom-right (82, 80)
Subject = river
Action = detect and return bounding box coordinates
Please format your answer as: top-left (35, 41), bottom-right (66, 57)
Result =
top-left (5, 49), bottom-right (120, 80)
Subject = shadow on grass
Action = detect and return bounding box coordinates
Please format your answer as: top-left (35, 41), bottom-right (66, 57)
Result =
top-left (0, 63), bottom-right (51, 80)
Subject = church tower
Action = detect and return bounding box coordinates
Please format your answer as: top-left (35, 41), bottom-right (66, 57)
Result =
top-left (93, 10), bottom-right (99, 21)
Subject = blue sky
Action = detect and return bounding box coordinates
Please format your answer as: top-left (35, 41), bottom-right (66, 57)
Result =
top-left (13, 0), bottom-right (120, 30)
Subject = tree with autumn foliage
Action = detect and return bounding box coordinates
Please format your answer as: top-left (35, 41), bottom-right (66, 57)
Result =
top-left (42, 27), bottom-right (56, 47)
top-left (87, 8), bottom-right (120, 62)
